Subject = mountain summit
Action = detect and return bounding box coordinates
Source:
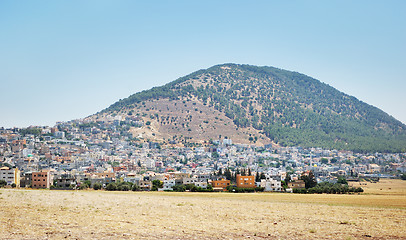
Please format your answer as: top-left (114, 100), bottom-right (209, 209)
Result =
top-left (96, 64), bottom-right (406, 152)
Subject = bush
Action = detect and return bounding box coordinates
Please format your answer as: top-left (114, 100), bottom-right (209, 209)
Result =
top-left (151, 180), bottom-right (163, 191)
top-left (172, 185), bottom-right (186, 192)
top-left (132, 184), bottom-right (141, 191)
top-left (11, 183), bottom-right (16, 188)
top-left (93, 183), bottom-right (102, 190)
top-left (105, 183), bottom-right (117, 191)
top-left (228, 187), bottom-right (257, 193)
top-left (293, 182), bottom-right (364, 194)
top-left (118, 184), bottom-right (130, 191)
top-left (0, 180), bottom-right (7, 188)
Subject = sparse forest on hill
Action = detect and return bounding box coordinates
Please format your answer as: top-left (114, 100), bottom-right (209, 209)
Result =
top-left (101, 64), bottom-right (406, 152)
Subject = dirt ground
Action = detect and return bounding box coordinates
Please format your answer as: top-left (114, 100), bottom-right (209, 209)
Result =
top-left (0, 180), bottom-right (405, 239)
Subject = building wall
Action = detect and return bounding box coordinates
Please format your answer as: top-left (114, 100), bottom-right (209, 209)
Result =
top-left (288, 180), bottom-right (305, 189)
top-left (0, 167), bottom-right (20, 187)
top-left (212, 179), bottom-right (230, 190)
top-left (32, 171), bottom-right (52, 189)
top-left (236, 175), bottom-right (255, 188)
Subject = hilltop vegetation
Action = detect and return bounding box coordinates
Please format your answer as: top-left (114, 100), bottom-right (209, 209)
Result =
top-left (102, 64), bottom-right (406, 152)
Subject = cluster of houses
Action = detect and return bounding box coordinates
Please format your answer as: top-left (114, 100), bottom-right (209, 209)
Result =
top-left (0, 166), bottom-right (284, 192)
top-left (1, 116), bottom-right (405, 192)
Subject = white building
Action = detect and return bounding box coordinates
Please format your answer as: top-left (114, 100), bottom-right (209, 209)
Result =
top-left (259, 177), bottom-right (282, 192)
top-left (194, 181), bottom-right (207, 189)
top-left (159, 179), bottom-right (175, 191)
top-left (0, 167), bottom-right (20, 187)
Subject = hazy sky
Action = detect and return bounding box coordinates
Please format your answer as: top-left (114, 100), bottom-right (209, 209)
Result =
top-left (1, 1), bottom-right (405, 128)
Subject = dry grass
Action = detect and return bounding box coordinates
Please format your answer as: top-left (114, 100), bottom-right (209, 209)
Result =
top-left (1, 187), bottom-right (405, 239)
top-left (349, 179), bottom-right (406, 195)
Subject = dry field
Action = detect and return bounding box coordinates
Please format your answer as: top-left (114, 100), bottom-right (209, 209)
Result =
top-left (0, 180), bottom-right (405, 240)
top-left (349, 178), bottom-right (406, 195)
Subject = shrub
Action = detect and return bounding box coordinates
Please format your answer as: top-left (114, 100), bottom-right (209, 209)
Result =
top-left (132, 184), bottom-right (141, 191)
top-left (118, 184), bottom-right (130, 191)
top-left (105, 183), bottom-right (117, 191)
top-left (93, 183), bottom-right (102, 190)
top-left (0, 180), bottom-right (7, 188)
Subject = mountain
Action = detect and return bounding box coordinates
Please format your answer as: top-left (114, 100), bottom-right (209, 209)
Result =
top-left (94, 63), bottom-right (406, 153)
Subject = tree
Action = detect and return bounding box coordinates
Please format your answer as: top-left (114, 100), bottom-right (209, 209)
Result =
top-left (301, 171), bottom-right (317, 189)
top-left (132, 184), bottom-right (141, 191)
top-left (337, 176), bottom-right (348, 185)
top-left (284, 173), bottom-right (291, 183)
top-left (105, 183), bottom-right (117, 191)
top-left (255, 172), bottom-right (260, 182)
top-left (93, 183), bottom-right (102, 190)
top-left (224, 168), bottom-right (232, 181)
top-left (83, 180), bottom-right (91, 188)
top-left (321, 158), bottom-right (329, 164)
top-left (152, 180), bottom-right (163, 191)
top-left (218, 168), bottom-right (223, 176)
top-left (0, 180), bottom-right (7, 188)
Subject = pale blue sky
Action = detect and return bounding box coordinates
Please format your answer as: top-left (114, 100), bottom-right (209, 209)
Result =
top-left (1, 1), bottom-right (405, 128)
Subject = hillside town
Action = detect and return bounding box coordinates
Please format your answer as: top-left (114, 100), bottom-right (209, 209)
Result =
top-left (1, 116), bottom-right (405, 192)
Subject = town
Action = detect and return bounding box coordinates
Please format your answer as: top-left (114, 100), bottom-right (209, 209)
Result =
top-left (1, 116), bottom-right (405, 192)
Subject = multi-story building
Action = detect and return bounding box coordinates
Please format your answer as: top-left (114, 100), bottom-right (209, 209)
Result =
top-left (0, 167), bottom-right (20, 187)
top-left (54, 174), bottom-right (76, 189)
top-left (236, 174), bottom-right (255, 188)
top-left (211, 179), bottom-right (230, 191)
top-left (32, 170), bottom-right (53, 189)
top-left (287, 180), bottom-right (305, 189)
top-left (259, 178), bottom-right (282, 192)
top-left (20, 172), bottom-right (32, 187)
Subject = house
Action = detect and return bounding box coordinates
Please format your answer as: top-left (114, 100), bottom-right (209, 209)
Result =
top-left (0, 166), bottom-right (20, 187)
top-left (183, 177), bottom-right (198, 185)
top-left (288, 180), bottom-right (305, 189)
top-left (20, 172), bottom-right (32, 187)
top-left (32, 170), bottom-right (53, 189)
top-left (194, 181), bottom-right (207, 189)
top-left (259, 178), bottom-right (282, 192)
top-left (236, 174), bottom-right (255, 188)
top-left (159, 179), bottom-right (175, 191)
top-left (54, 174), bottom-right (76, 189)
top-left (138, 180), bottom-right (152, 191)
top-left (211, 179), bottom-right (230, 191)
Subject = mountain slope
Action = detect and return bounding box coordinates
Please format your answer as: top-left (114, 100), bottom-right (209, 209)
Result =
top-left (98, 63), bottom-right (406, 152)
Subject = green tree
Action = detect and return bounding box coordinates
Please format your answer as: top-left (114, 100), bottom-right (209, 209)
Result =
top-left (93, 183), bottom-right (102, 190)
top-left (132, 184), bottom-right (141, 191)
top-left (83, 180), bottom-right (91, 188)
top-left (152, 180), bottom-right (163, 191)
top-left (0, 180), bottom-right (7, 188)
top-left (255, 172), bottom-right (260, 182)
top-left (301, 171), bottom-right (317, 189)
top-left (105, 183), bottom-right (117, 191)
top-left (337, 176), bottom-right (348, 185)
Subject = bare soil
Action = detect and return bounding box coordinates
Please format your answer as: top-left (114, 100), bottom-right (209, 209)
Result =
top-left (1, 181), bottom-right (405, 239)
